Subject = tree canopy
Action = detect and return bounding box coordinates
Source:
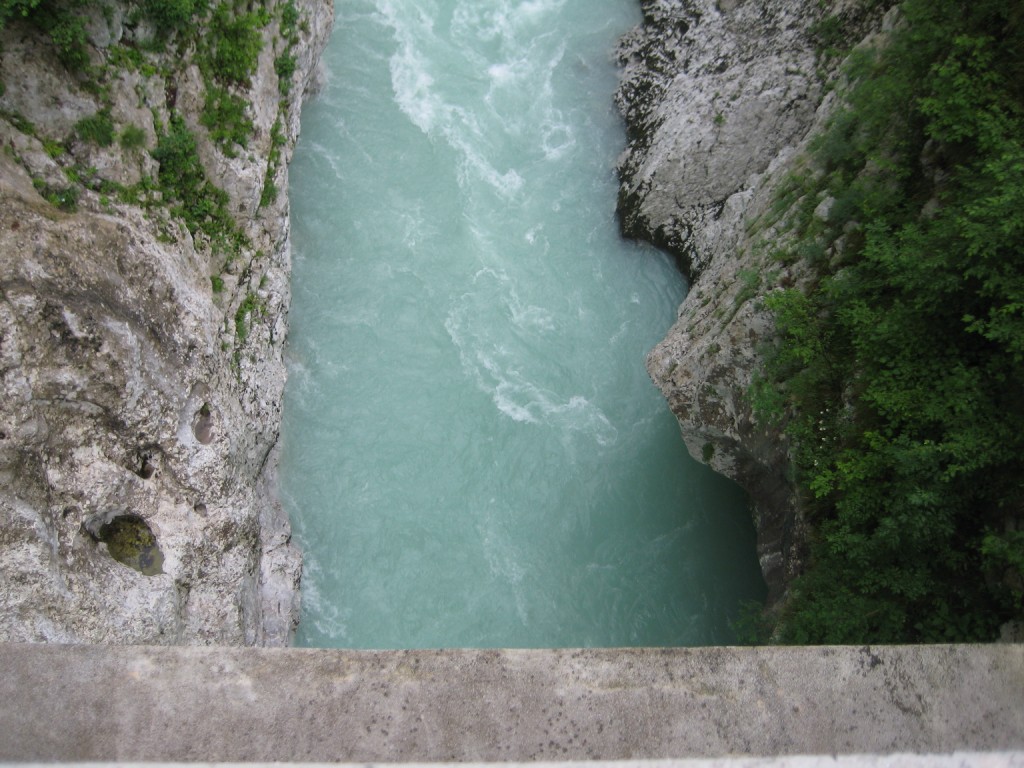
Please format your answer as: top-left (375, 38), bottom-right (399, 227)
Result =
top-left (756, 0), bottom-right (1024, 643)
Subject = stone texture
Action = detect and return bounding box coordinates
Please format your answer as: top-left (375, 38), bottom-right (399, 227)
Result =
top-left (615, 0), bottom-right (888, 600)
top-left (0, 643), bottom-right (1021, 761)
top-left (0, 0), bottom-right (333, 645)
top-left (3, 757), bottom-right (1019, 768)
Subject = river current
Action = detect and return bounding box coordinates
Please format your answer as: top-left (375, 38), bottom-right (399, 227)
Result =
top-left (279, 0), bottom-right (765, 648)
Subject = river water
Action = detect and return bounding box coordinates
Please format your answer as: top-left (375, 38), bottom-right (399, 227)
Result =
top-left (279, 0), bottom-right (765, 649)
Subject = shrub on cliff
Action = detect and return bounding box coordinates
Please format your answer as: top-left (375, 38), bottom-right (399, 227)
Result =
top-left (75, 108), bottom-right (115, 146)
top-left (201, 85), bottom-right (253, 155)
top-left (152, 115), bottom-right (241, 249)
top-left (1, 0), bottom-right (90, 69)
top-left (756, 0), bottom-right (1024, 643)
top-left (0, 0), bottom-right (40, 21)
top-left (141, 0), bottom-right (198, 37)
top-left (204, 2), bottom-right (266, 86)
top-left (193, 2), bottom-right (268, 155)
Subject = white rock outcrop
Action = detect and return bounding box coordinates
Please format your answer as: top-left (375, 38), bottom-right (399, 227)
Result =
top-left (0, 0), bottom-right (332, 644)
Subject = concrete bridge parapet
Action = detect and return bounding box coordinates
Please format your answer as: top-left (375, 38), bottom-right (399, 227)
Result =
top-left (0, 644), bottom-right (1021, 762)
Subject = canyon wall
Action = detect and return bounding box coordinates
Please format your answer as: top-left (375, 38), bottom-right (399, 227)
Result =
top-left (0, 0), bottom-right (888, 642)
top-left (616, 0), bottom-right (885, 600)
top-left (0, 0), bottom-right (332, 644)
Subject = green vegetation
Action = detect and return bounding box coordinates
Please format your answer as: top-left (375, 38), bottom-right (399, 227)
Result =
top-left (734, 268), bottom-right (760, 309)
top-left (1, 0), bottom-right (90, 70)
top-left (106, 42), bottom-right (158, 77)
top-left (808, 0), bottom-right (894, 63)
top-left (42, 137), bottom-right (65, 157)
top-left (0, 0), bottom-right (35, 22)
top-left (753, 0), bottom-right (1024, 643)
top-left (1, 0), bottom-right (194, 70)
top-left (259, 116), bottom-right (285, 207)
top-left (274, 50), bottom-right (295, 94)
top-left (195, 2), bottom-right (270, 154)
top-left (119, 124), bottom-right (147, 151)
top-left (33, 177), bottom-right (79, 211)
top-left (3, 0), bottom-right (281, 163)
top-left (0, 109), bottom-right (35, 135)
top-left (201, 85), bottom-right (253, 155)
top-left (151, 114), bottom-right (244, 250)
top-left (259, 175), bottom-right (277, 207)
top-left (808, 14), bottom-right (846, 55)
top-left (74, 108), bottom-right (115, 146)
top-left (279, 0), bottom-right (297, 35)
top-left (140, 0), bottom-right (199, 38)
top-left (4, 0), bottom-right (276, 349)
top-left (234, 291), bottom-right (261, 340)
top-left (107, 43), bottom-right (144, 70)
top-left (204, 2), bottom-right (266, 86)
top-left (274, 0), bottom-right (302, 103)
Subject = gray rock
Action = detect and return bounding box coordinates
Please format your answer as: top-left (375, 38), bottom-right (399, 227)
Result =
top-left (616, 0), bottom-right (885, 601)
top-left (0, 0), bottom-right (333, 645)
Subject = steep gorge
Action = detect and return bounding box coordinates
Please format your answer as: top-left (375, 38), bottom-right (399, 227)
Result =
top-left (0, 0), bottom-right (890, 643)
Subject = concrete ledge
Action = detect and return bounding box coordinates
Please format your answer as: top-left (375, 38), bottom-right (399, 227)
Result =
top-left (1, 644), bottom-right (1021, 762)
top-left (17, 761), bottom-right (1017, 767)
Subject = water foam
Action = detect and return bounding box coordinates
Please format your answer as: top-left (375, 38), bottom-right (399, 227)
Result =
top-left (450, 0), bottom-right (567, 44)
top-left (541, 120), bottom-right (575, 160)
top-left (447, 311), bottom-right (618, 445)
top-left (379, 0), bottom-right (441, 133)
top-left (378, 0), bottom-right (529, 198)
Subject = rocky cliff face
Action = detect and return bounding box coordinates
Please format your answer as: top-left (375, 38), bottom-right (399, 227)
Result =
top-left (616, 0), bottom-right (883, 601)
top-left (0, 0), bottom-right (332, 644)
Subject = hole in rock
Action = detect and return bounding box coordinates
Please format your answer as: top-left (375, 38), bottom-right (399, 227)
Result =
top-left (193, 402), bottom-right (215, 445)
top-left (98, 514), bottom-right (164, 576)
top-left (135, 454), bottom-right (156, 479)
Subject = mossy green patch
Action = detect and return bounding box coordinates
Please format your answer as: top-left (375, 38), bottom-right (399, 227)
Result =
top-left (99, 514), bottom-right (164, 576)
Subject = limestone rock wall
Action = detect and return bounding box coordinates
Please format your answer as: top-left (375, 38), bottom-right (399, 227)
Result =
top-left (0, 0), bottom-right (332, 644)
top-left (616, 0), bottom-right (884, 600)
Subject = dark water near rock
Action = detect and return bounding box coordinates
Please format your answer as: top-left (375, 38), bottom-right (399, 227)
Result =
top-left (279, 0), bottom-right (765, 648)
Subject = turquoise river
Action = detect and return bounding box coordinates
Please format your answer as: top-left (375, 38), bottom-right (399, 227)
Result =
top-left (279, 0), bottom-right (765, 648)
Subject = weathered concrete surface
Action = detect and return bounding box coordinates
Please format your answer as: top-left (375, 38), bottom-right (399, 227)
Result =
top-left (1, 644), bottom-right (1021, 762)
top-left (4, 758), bottom-right (1024, 768)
